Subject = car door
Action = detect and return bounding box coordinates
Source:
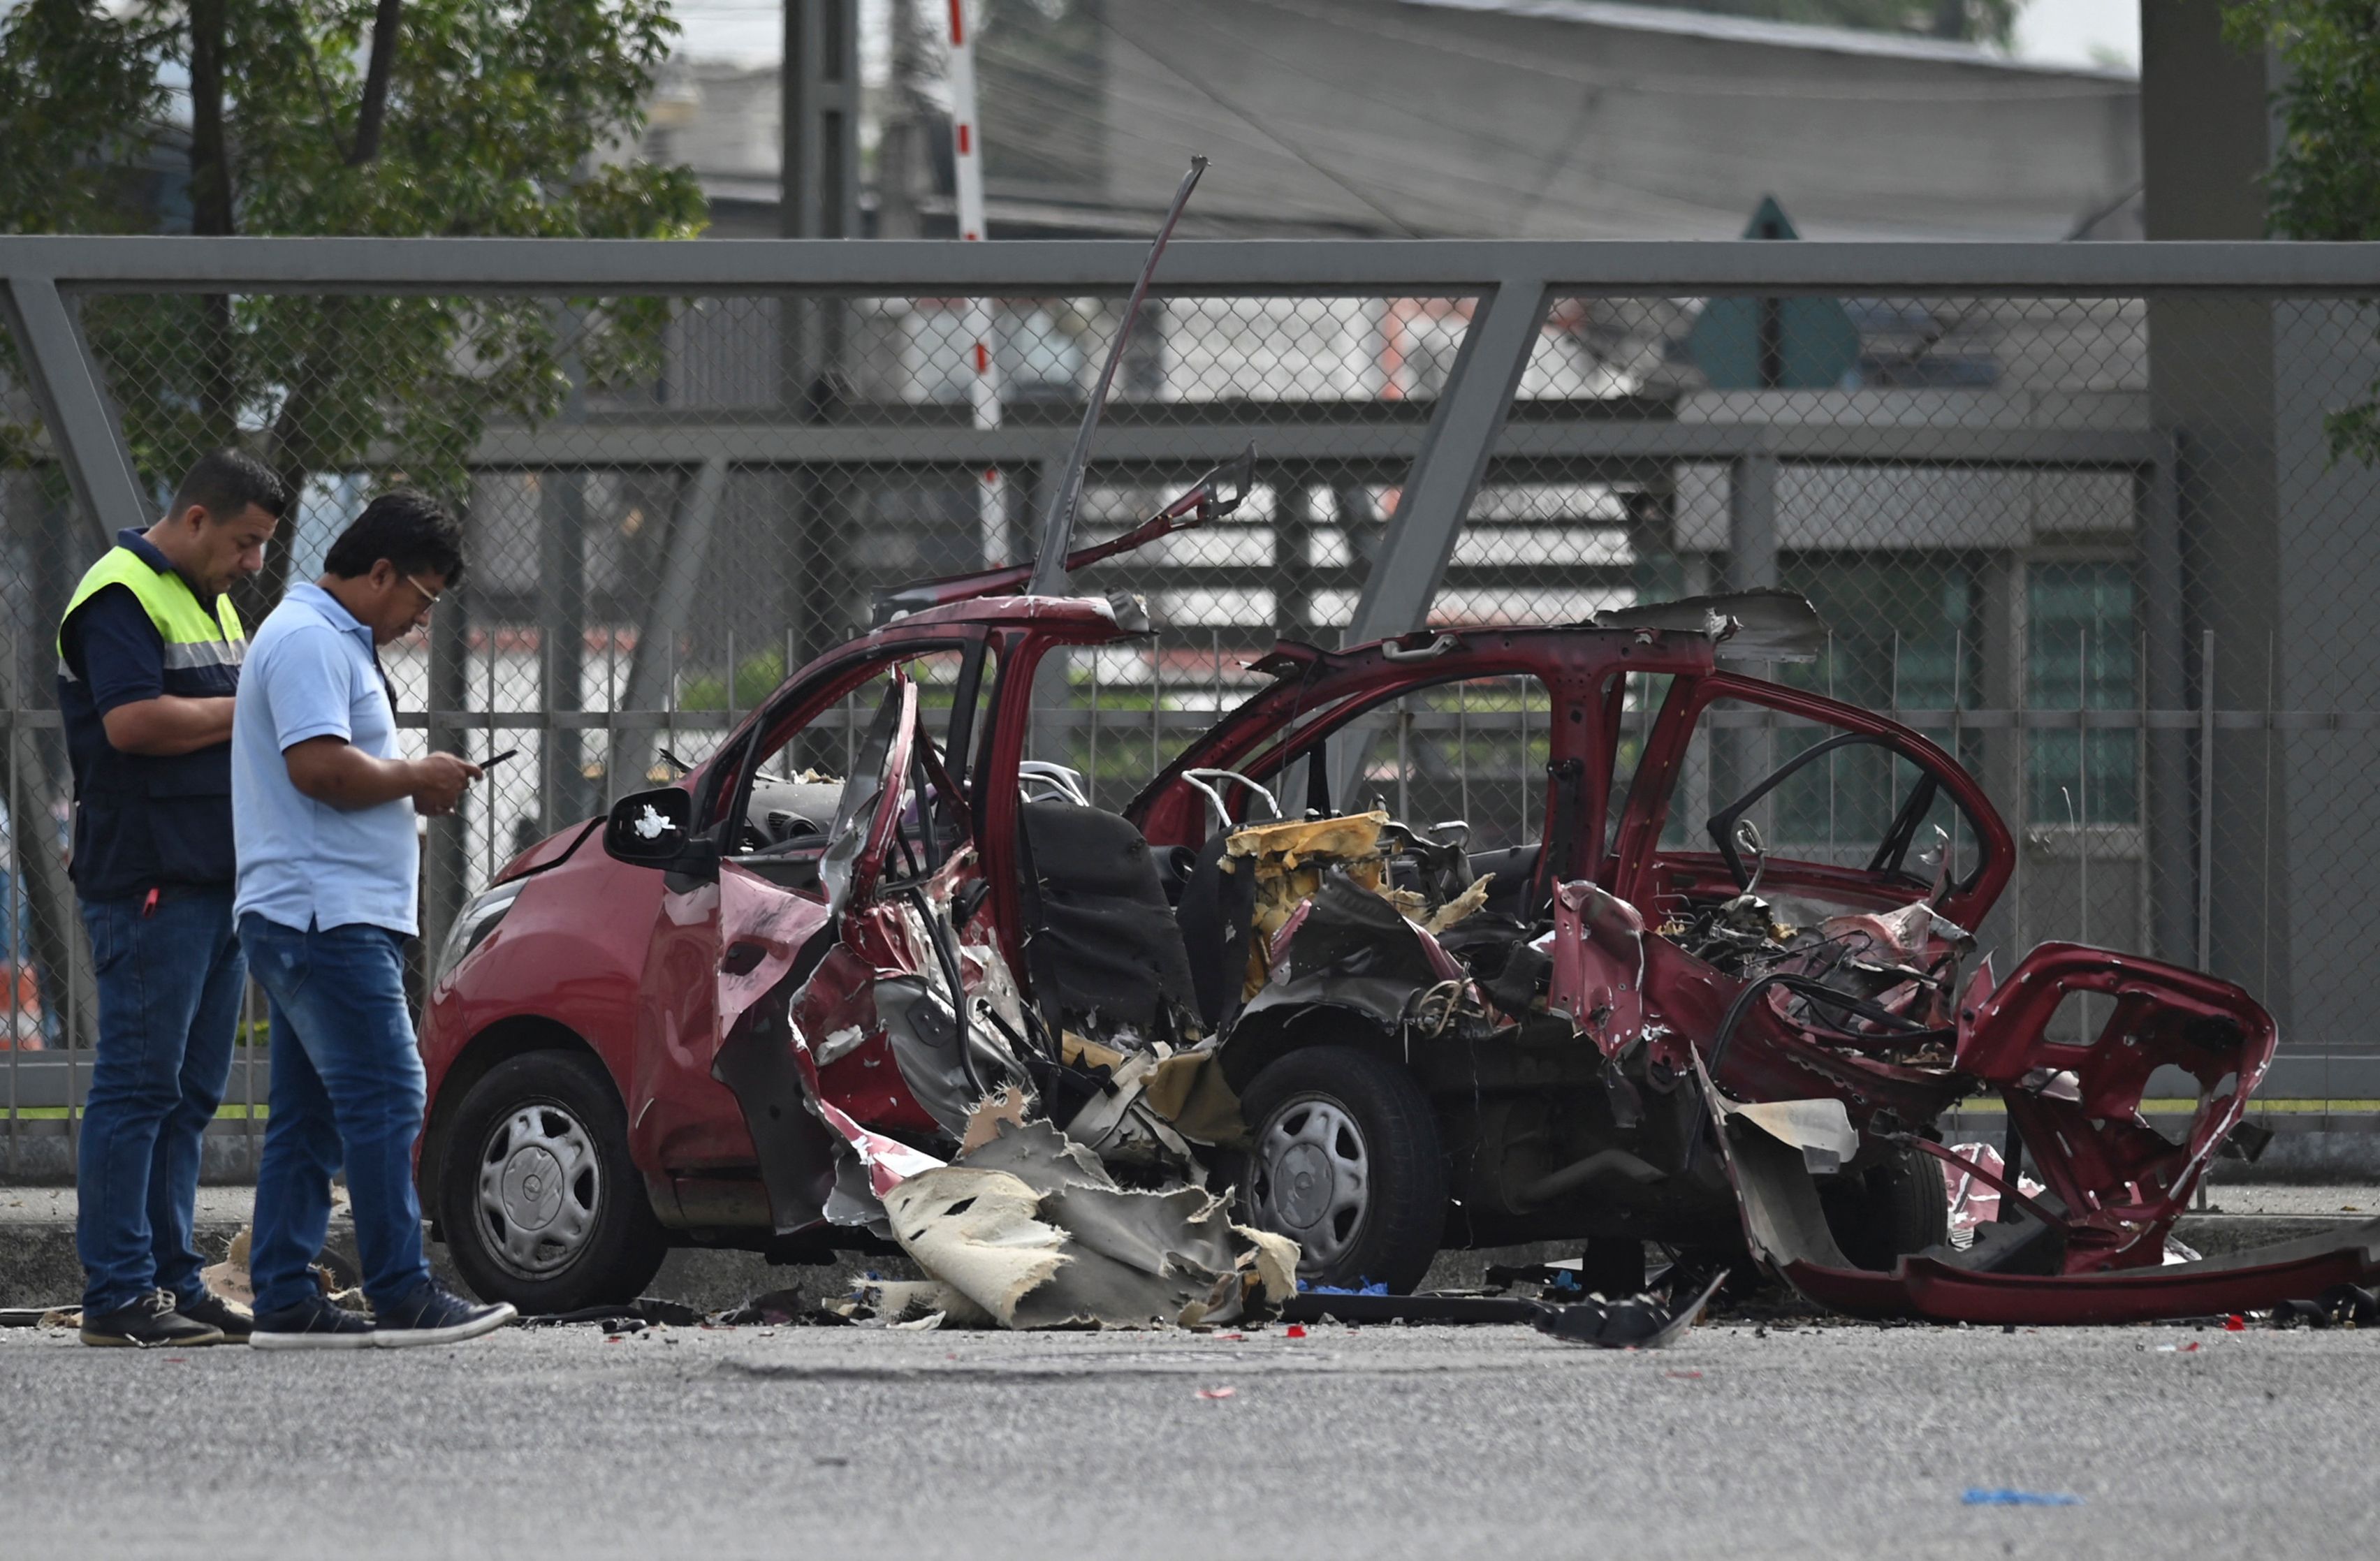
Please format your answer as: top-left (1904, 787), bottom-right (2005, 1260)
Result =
top-left (622, 644), bottom-right (975, 1181)
top-left (1610, 671), bottom-right (2011, 933)
top-left (703, 674), bottom-right (919, 1235)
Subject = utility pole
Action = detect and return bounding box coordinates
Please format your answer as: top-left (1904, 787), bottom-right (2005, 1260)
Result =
top-left (780, 0), bottom-right (861, 724)
top-left (944, 0), bottom-right (1007, 568)
top-left (879, 0), bottom-right (931, 240)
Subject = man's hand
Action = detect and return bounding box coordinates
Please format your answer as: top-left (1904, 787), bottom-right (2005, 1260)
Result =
top-left (409, 752), bottom-right (482, 816)
top-left (285, 738), bottom-right (479, 812)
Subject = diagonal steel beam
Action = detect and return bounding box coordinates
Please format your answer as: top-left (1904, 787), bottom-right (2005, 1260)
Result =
top-left (1342, 278), bottom-right (1549, 645)
top-left (0, 276), bottom-right (143, 551)
top-left (612, 458), bottom-right (727, 789)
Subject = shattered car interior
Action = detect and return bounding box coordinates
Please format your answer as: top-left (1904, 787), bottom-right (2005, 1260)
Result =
top-left (416, 161), bottom-right (2380, 1333)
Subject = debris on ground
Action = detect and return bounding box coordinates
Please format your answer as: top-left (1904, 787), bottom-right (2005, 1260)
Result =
top-left (2270, 1283), bottom-right (2378, 1328)
top-left (519, 1297), bottom-right (706, 1330)
top-left (0, 1308), bottom-right (73, 1328)
top-left (199, 1226), bottom-right (253, 1305)
top-left (879, 1110), bottom-right (1297, 1329)
top-left (1529, 1270), bottom-right (1728, 1349)
top-left (713, 1288), bottom-right (812, 1327)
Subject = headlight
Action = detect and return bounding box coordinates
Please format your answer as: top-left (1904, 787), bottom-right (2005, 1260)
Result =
top-left (434, 879), bottom-right (526, 987)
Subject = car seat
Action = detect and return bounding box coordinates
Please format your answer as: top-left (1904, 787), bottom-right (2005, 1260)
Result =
top-left (1014, 800), bottom-right (1198, 1042)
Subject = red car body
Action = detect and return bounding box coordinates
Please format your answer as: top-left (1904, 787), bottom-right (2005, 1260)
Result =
top-left (418, 583), bottom-right (2353, 1325)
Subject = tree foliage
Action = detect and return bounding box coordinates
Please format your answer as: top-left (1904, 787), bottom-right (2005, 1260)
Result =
top-left (2224, 0), bottom-right (2380, 461)
top-left (0, 0), bottom-right (703, 596)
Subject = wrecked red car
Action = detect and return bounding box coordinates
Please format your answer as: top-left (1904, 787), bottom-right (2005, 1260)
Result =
top-left (416, 161), bottom-right (2377, 1327)
top-left (417, 559), bottom-right (2342, 1324)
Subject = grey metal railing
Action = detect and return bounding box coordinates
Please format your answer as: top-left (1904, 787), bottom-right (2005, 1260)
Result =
top-left (6, 235), bottom-right (2380, 1173)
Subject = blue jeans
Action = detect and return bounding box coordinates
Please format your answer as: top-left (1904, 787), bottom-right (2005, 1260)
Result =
top-left (242, 914), bottom-right (433, 1316)
top-left (75, 888), bottom-right (244, 1315)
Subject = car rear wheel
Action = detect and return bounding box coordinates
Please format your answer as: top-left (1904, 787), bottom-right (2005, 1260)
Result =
top-left (438, 1050), bottom-right (668, 1314)
top-left (1241, 1046), bottom-right (1447, 1293)
top-left (1820, 1141), bottom-right (1952, 1271)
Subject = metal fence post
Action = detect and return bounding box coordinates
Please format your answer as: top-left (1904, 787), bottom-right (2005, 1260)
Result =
top-left (1722, 441), bottom-right (1779, 594)
top-left (2141, 437), bottom-right (2192, 965)
top-left (2198, 627), bottom-right (2216, 972)
top-left (4, 619), bottom-right (17, 1175)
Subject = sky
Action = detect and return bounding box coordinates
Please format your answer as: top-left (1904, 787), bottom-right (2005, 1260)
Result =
top-left (666, 0), bottom-right (2143, 73)
top-left (2008, 0), bottom-right (2140, 69)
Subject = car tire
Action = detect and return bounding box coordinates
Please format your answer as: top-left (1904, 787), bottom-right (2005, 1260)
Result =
top-left (1240, 1045), bottom-right (1447, 1294)
top-left (1820, 1142), bottom-right (1952, 1271)
top-left (438, 1050), bottom-right (669, 1314)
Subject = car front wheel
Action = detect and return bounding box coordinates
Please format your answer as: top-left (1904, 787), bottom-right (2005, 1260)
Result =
top-left (438, 1050), bottom-right (669, 1314)
top-left (1241, 1045), bottom-right (1447, 1293)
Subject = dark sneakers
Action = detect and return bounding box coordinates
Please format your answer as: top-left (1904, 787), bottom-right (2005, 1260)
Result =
top-left (370, 1282), bottom-right (515, 1349)
top-left (251, 1293), bottom-right (377, 1351)
top-left (79, 1289), bottom-right (226, 1349)
top-left (173, 1289), bottom-right (254, 1342)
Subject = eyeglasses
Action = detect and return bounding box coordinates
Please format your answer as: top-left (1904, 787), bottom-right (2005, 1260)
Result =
top-left (403, 575), bottom-right (443, 614)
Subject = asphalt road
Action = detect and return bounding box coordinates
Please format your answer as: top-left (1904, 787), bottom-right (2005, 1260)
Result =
top-left (3, 1316), bottom-right (2376, 1560)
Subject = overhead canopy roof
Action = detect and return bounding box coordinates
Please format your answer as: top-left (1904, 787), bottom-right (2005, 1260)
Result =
top-left (1079, 0), bottom-right (2140, 241)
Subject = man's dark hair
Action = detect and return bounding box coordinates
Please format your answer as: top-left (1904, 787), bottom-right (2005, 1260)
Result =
top-left (170, 448), bottom-right (291, 522)
top-left (323, 489), bottom-right (467, 587)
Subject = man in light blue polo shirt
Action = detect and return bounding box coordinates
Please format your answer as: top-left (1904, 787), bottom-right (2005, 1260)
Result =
top-left (233, 491), bottom-right (511, 1349)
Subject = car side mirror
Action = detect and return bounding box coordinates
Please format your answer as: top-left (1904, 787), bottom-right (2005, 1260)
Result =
top-left (604, 787), bottom-right (711, 871)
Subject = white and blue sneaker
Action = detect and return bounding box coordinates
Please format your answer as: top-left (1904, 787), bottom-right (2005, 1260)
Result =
top-left (372, 1282), bottom-right (515, 1348)
top-left (250, 1293), bottom-right (376, 1351)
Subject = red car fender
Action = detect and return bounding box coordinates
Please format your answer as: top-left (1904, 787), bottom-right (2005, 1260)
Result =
top-left (1951, 941), bottom-right (2276, 1272)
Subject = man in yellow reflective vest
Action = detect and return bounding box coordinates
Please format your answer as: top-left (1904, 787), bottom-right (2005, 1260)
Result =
top-left (56, 450), bottom-right (286, 1347)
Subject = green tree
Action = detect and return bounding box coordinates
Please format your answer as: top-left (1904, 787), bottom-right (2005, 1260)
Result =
top-left (0, 0), bottom-right (703, 602)
top-left (2225, 0), bottom-right (2380, 460)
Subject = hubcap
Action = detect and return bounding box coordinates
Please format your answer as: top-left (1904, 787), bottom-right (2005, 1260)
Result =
top-left (476, 1101), bottom-right (601, 1280)
top-left (1253, 1094), bottom-right (1370, 1275)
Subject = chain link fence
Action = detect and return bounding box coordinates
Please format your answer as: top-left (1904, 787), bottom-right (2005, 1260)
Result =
top-left (6, 242), bottom-right (2380, 1172)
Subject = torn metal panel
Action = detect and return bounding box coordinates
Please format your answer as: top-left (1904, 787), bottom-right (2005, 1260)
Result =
top-left (1050, 1033), bottom-right (1248, 1157)
top-left (1055, 1044), bottom-right (1207, 1173)
top-left (1705, 1050), bottom-right (2380, 1324)
top-left (710, 985), bottom-right (845, 1236)
top-left (1531, 1269), bottom-right (1728, 1348)
top-left (882, 1114), bottom-right (1297, 1329)
top-left (1141, 1045), bottom-right (1250, 1149)
top-left (1587, 588), bottom-right (1826, 661)
top-left (1547, 879), bottom-right (1651, 1053)
top-left (1950, 942), bottom-right (2274, 1271)
top-left (1227, 809), bottom-right (1393, 995)
top-left (1236, 865), bottom-right (1478, 1045)
top-left (1725, 1098), bottom-right (1860, 1176)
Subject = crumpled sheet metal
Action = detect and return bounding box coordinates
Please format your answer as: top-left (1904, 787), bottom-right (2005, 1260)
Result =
top-left (1704, 1059), bottom-right (2380, 1324)
top-left (1056, 1032), bottom-right (1249, 1157)
top-left (1531, 1269), bottom-right (1728, 1349)
top-left (1549, 879), bottom-right (1651, 1050)
top-left (1222, 811), bottom-right (1489, 999)
top-left (1724, 1097), bottom-right (1860, 1175)
top-left (882, 1113), bottom-right (1299, 1329)
top-left (1227, 811), bottom-right (1389, 992)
